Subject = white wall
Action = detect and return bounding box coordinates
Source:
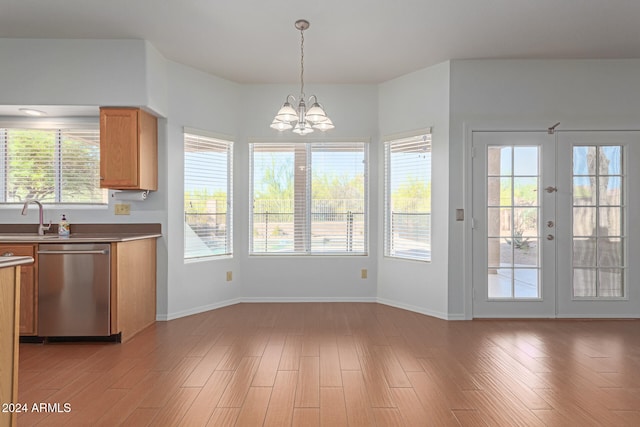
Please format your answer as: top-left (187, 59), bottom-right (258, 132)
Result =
top-left (162, 61), bottom-right (242, 319)
top-left (448, 59), bottom-right (640, 318)
top-left (237, 84), bottom-right (380, 301)
top-left (377, 62), bottom-right (451, 319)
top-left (0, 39), bottom-right (148, 107)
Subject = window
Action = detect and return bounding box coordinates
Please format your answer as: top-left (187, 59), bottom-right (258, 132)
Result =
top-left (384, 132), bottom-right (432, 261)
top-left (250, 142), bottom-right (368, 255)
top-left (0, 127), bottom-right (106, 204)
top-left (184, 131), bottom-right (233, 260)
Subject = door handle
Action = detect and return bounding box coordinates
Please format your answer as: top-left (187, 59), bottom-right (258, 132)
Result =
top-left (545, 186), bottom-right (558, 193)
top-left (546, 234), bottom-right (555, 241)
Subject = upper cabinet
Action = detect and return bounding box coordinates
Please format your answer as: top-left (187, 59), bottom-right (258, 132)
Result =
top-left (100, 107), bottom-right (158, 191)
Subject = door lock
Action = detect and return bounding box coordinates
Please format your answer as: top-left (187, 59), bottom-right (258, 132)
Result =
top-left (547, 234), bottom-right (555, 241)
top-left (547, 221), bottom-right (554, 228)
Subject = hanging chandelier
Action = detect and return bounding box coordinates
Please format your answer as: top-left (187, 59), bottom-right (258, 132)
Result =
top-left (271, 19), bottom-right (334, 135)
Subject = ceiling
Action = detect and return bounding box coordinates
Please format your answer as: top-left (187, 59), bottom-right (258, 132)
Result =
top-left (1, 0), bottom-right (640, 85)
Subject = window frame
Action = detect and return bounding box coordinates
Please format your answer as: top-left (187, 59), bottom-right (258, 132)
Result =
top-left (183, 129), bottom-right (234, 262)
top-left (0, 118), bottom-right (106, 206)
top-left (249, 140), bottom-right (369, 256)
top-left (383, 129), bottom-right (433, 262)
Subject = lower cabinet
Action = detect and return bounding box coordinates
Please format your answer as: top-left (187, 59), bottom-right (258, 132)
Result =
top-left (110, 239), bottom-right (157, 342)
top-left (0, 265), bottom-right (21, 427)
top-left (0, 245), bottom-right (37, 336)
top-left (2, 239), bottom-right (156, 341)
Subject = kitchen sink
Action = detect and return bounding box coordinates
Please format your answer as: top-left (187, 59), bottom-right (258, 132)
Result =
top-left (0, 234), bottom-right (63, 241)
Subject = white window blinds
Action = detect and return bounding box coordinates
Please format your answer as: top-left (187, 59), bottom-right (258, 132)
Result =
top-left (250, 142), bottom-right (368, 255)
top-left (384, 133), bottom-right (432, 261)
top-left (0, 127), bottom-right (105, 204)
top-left (60, 129), bottom-right (104, 203)
top-left (184, 132), bottom-right (233, 260)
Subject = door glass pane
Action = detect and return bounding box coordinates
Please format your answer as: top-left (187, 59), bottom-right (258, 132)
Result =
top-left (573, 146), bottom-right (596, 175)
top-left (599, 269), bottom-right (623, 297)
top-left (514, 269), bottom-right (539, 298)
top-left (572, 145), bottom-right (625, 299)
top-left (599, 146), bottom-right (621, 175)
top-left (487, 208), bottom-right (512, 237)
top-left (488, 238), bottom-right (511, 268)
top-left (487, 144), bottom-right (540, 299)
top-left (573, 238), bottom-right (596, 267)
top-left (599, 176), bottom-right (622, 205)
top-left (488, 269), bottom-right (513, 299)
top-left (598, 238), bottom-right (623, 267)
top-left (488, 146), bottom-right (512, 175)
top-left (573, 177), bottom-right (595, 205)
top-left (574, 268), bottom-right (596, 297)
top-left (515, 239), bottom-right (538, 268)
top-left (513, 207), bottom-right (538, 237)
top-left (513, 147), bottom-right (538, 176)
top-left (487, 177), bottom-right (511, 206)
top-left (573, 207), bottom-right (596, 237)
top-left (513, 177), bottom-right (538, 206)
top-left (599, 207), bottom-right (621, 236)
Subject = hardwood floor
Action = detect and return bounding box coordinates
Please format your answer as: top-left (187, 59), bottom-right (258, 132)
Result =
top-left (16, 303), bottom-right (640, 426)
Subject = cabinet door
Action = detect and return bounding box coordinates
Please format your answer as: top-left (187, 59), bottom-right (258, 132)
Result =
top-left (100, 108), bottom-right (140, 188)
top-left (0, 245), bottom-right (36, 335)
top-left (19, 265), bottom-right (36, 335)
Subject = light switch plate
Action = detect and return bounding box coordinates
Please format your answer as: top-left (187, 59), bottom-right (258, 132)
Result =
top-left (226, 271), bottom-right (233, 281)
top-left (115, 203), bottom-right (131, 215)
top-left (361, 269), bottom-right (368, 279)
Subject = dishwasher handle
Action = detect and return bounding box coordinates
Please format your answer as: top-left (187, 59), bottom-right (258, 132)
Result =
top-left (38, 249), bottom-right (109, 255)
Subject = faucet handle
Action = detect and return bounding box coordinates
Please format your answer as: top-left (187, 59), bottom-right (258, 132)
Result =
top-left (39, 220), bottom-right (52, 235)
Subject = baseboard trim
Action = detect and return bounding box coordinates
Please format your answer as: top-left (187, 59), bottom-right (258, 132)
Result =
top-left (156, 298), bottom-right (640, 322)
top-left (472, 314), bottom-right (639, 319)
top-left (157, 297), bottom-right (378, 320)
top-left (242, 297), bottom-right (378, 303)
top-left (157, 297), bottom-right (242, 321)
top-left (555, 313), bottom-right (640, 319)
top-left (377, 298), bottom-right (449, 320)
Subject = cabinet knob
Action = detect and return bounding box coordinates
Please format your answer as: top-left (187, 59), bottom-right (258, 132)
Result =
top-left (2, 251), bottom-right (14, 257)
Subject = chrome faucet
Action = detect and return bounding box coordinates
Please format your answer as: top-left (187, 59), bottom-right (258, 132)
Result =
top-left (21, 200), bottom-right (52, 235)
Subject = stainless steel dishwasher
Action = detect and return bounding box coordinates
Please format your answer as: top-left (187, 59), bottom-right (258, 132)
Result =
top-left (38, 243), bottom-right (111, 337)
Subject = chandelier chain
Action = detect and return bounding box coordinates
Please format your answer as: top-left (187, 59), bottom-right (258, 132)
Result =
top-left (300, 27), bottom-right (305, 98)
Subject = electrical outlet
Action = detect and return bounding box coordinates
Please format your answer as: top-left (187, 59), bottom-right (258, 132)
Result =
top-left (114, 203), bottom-right (131, 215)
top-left (361, 269), bottom-right (368, 279)
top-left (226, 271), bottom-right (233, 281)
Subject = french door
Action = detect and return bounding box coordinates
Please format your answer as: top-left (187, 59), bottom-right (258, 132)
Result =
top-left (472, 130), bottom-right (640, 318)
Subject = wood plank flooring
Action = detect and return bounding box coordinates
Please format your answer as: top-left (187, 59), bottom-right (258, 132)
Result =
top-left (15, 303), bottom-right (640, 426)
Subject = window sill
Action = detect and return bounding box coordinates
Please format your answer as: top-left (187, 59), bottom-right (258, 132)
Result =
top-left (0, 204), bottom-right (108, 210)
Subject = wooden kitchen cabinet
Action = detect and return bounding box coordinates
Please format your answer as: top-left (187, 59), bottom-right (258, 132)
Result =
top-left (0, 245), bottom-right (37, 336)
top-left (100, 107), bottom-right (158, 191)
top-left (110, 238), bottom-right (157, 342)
top-left (0, 264), bottom-right (21, 427)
